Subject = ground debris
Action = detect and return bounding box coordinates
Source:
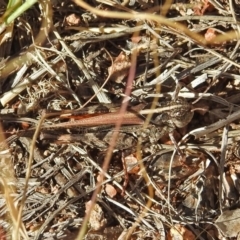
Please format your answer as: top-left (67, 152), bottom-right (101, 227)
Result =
top-left (0, 0), bottom-right (240, 239)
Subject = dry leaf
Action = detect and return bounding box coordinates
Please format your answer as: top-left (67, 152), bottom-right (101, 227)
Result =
top-left (0, 225), bottom-right (7, 240)
top-left (108, 51), bottom-right (131, 83)
top-left (105, 184), bottom-right (117, 198)
top-left (167, 224), bottom-right (195, 240)
top-left (194, 0), bottom-right (214, 15)
top-left (125, 154), bottom-right (140, 174)
top-left (97, 172), bottom-right (104, 183)
top-left (205, 28), bottom-right (217, 42)
top-left (215, 209), bottom-right (240, 237)
top-left (85, 201), bottom-right (107, 231)
top-left (65, 13), bottom-right (81, 26)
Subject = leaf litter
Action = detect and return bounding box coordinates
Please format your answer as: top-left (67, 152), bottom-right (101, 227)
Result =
top-left (0, 0), bottom-right (240, 239)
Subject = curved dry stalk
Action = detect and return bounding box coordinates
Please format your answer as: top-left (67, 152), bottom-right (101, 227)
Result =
top-left (0, 0), bottom-right (53, 81)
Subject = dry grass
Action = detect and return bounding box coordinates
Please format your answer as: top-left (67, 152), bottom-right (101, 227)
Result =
top-left (0, 0), bottom-right (240, 239)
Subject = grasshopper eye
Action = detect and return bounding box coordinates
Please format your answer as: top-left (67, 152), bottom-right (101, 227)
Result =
top-left (151, 113), bottom-right (170, 125)
top-left (172, 110), bottom-right (194, 128)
